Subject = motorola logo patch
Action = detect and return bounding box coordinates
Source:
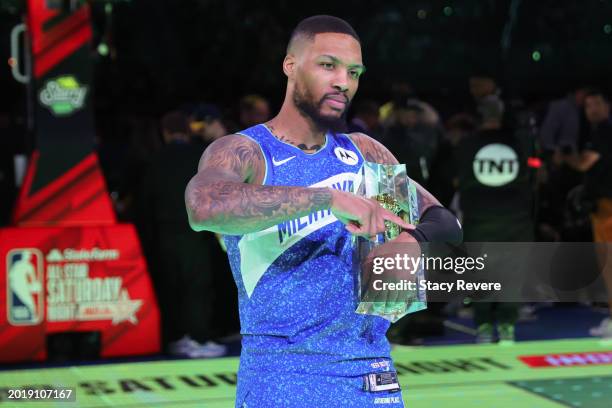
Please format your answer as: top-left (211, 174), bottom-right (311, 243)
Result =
top-left (334, 147), bottom-right (358, 165)
top-left (473, 143), bottom-right (518, 187)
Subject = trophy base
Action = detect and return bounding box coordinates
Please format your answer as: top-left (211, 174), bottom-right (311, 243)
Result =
top-left (355, 301), bottom-right (427, 323)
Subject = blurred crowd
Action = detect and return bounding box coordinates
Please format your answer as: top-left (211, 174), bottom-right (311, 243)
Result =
top-left (6, 75), bottom-right (607, 356)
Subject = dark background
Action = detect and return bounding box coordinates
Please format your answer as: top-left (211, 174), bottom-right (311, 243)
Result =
top-left (1, 0), bottom-right (612, 123)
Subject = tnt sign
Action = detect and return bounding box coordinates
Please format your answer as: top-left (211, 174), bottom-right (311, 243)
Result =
top-left (472, 143), bottom-right (519, 187)
top-left (6, 249), bottom-right (44, 325)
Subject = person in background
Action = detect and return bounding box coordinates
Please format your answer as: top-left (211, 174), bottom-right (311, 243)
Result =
top-left (559, 90), bottom-right (612, 339)
top-left (469, 74), bottom-right (499, 105)
top-left (382, 102), bottom-right (443, 186)
top-left (540, 87), bottom-right (589, 153)
top-left (379, 81), bottom-right (440, 130)
top-left (455, 95), bottom-right (535, 343)
top-left (347, 99), bottom-right (381, 139)
top-left (538, 87), bottom-right (590, 241)
top-left (239, 94), bottom-right (271, 128)
top-left (136, 111), bottom-right (226, 358)
top-left (428, 113), bottom-right (478, 209)
top-left (185, 103), bottom-right (228, 145)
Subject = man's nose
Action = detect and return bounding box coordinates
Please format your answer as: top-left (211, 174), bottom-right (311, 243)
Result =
top-left (332, 70), bottom-right (349, 93)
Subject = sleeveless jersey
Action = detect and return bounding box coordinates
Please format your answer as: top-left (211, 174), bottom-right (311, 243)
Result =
top-left (224, 124), bottom-right (392, 376)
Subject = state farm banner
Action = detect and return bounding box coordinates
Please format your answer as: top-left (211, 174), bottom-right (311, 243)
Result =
top-left (0, 224), bottom-right (160, 363)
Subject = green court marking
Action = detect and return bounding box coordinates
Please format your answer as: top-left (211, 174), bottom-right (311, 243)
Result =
top-left (0, 339), bottom-right (610, 407)
top-left (509, 376), bottom-right (612, 408)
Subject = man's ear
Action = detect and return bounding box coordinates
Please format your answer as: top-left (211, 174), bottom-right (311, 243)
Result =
top-left (283, 54), bottom-right (296, 79)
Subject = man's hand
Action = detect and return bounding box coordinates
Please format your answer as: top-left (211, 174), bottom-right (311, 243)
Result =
top-left (361, 232), bottom-right (421, 315)
top-left (330, 189), bottom-right (414, 238)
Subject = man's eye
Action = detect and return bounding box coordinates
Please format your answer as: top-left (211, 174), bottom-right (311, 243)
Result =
top-left (349, 70), bottom-right (360, 79)
top-left (321, 63), bottom-right (334, 69)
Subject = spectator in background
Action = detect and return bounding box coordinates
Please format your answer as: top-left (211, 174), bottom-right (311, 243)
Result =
top-left (469, 74), bottom-right (499, 104)
top-left (540, 87), bottom-right (589, 153)
top-left (348, 99), bottom-right (381, 139)
top-left (428, 113), bottom-right (478, 208)
top-left (239, 94), bottom-right (271, 128)
top-left (539, 87), bottom-right (590, 241)
top-left (382, 102), bottom-right (443, 186)
top-left (559, 90), bottom-right (612, 338)
top-left (445, 113), bottom-right (478, 146)
top-left (455, 95), bottom-right (536, 343)
top-left (181, 103), bottom-right (241, 339)
top-left (379, 81), bottom-right (440, 130)
top-left (185, 103), bottom-right (227, 145)
top-left (136, 111), bottom-right (226, 358)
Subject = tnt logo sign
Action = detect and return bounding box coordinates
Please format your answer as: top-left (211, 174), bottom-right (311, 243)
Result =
top-left (473, 143), bottom-right (519, 187)
top-left (6, 249), bottom-right (44, 325)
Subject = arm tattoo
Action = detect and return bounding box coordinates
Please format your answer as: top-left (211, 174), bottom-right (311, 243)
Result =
top-left (349, 132), bottom-right (398, 165)
top-left (185, 134), bottom-right (333, 234)
top-left (196, 134), bottom-right (265, 182)
top-left (349, 132), bottom-right (441, 215)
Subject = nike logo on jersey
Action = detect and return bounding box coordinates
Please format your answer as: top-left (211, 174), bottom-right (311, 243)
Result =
top-left (272, 156), bottom-right (296, 166)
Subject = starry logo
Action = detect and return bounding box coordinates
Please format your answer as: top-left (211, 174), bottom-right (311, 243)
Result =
top-left (334, 147), bottom-right (359, 165)
top-left (39, 75), bottom-right (88, 116)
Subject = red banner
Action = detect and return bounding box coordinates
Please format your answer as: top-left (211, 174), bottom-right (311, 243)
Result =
top-left (0, 225), bottom-right (160, 363)
top-left (12, 153), bottom-right (116, 227)
top-left (519, 351), bottom-right (612, 368)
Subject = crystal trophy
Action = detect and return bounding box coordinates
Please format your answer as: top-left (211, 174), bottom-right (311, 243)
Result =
top-left (353, 161), bottom-right (427, 323)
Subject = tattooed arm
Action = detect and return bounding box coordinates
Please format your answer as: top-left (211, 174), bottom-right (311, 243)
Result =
top-left (185, 134), bottom-right (411, 236)
top-left (185, 135), bottom-right (332, 234)
top-left (348, 132), bottom-right (441, 215)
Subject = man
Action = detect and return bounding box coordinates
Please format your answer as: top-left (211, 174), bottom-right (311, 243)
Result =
top-left (539, 87), bottom-right (590, 240)
top-left (540, 87), bottom-right (589, 152)
top-left (185, 16), bottom-right (461, 407)
top-left (184, 103), bottom-right (227, 144)
top-left (239, 94), bottom-right (271, 128)
top-left (469, 74), bottom-right (499, 105)
top-left (560, 90), bottom-right (612, 338)
top-left (379, 81), bottom-right (440, 129)
top-left (347, 99), bottom-right (381, 139)
top-left (382, 102), bottom-right (443, 187)
top-left (454, 94), bottom-right (535, 343)
top-left (138, 111), bottom-right (225, 358)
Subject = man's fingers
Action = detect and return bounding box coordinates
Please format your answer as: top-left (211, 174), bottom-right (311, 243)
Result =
top-left (345, 222), bottom-right (361, 234)
top-left (346, 222), bottom-right (375, 238)
top-left (381, 210), bottom-right (415, 231)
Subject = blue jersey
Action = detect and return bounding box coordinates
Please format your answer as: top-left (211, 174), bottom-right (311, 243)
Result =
top-left (224, 124), bottom-right (392, 376)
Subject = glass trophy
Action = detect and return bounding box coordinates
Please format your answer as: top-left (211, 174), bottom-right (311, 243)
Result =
top-left (353, 161), bottom-right (427, 323)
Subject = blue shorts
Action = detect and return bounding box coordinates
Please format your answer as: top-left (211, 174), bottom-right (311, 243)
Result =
top-left (235, 367), bottom-right (405, 408)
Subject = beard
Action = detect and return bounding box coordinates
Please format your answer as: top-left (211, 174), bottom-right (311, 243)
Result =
top-left (293, 83), bottom-right (350, 134)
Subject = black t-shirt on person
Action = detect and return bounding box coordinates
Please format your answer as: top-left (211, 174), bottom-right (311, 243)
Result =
top-left (455, 128), bottom-right (535, 241)
top-left (582, 119), bottom-right (612, 200)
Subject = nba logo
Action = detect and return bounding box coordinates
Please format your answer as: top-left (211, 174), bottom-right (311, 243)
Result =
top-left (6, 249), bottom-right (44, 325)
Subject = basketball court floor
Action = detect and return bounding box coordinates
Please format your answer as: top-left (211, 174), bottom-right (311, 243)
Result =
top-left (1, 338), bottom-right (610, 407)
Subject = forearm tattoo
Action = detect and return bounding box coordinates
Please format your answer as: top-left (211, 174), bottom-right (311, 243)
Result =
top-left (349, 132), bottom-right (440, 215)
top-left (185, 135), bottom-right (333, 234)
